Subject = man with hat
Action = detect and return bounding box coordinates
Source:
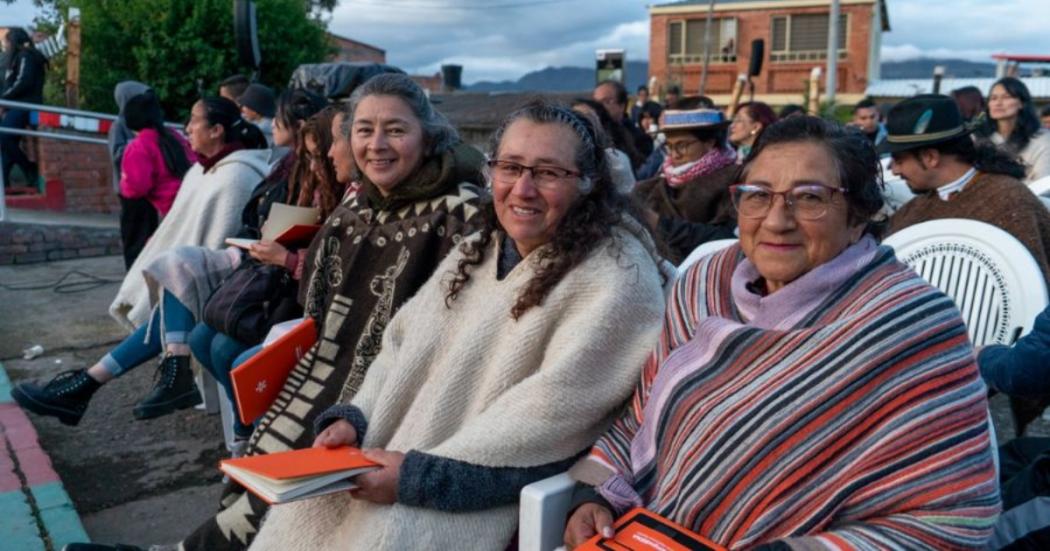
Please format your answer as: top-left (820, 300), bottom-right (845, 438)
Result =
top-left (633, 107), bottom-right (738, 263)
top-left (237, 82), bottom-right (277, 147)
top-left (884, 94), bottom-right (1050, 282)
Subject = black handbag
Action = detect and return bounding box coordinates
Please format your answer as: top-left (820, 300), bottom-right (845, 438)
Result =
top-left (202, 259), bottom-right (302, 345)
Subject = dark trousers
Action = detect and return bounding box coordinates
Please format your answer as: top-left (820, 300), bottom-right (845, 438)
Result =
top-left (1, 108), bottom-right (35, 187)
top-left (1000, 437), bottom-right (1050, 509)
top-left (118, 194), bottom-right (159, 269)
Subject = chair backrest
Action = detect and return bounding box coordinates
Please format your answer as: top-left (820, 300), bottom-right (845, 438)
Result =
top-left (883, 218), bottom-right (1048, 346)
top-left (1029, 175), bottom-right (1050, 197)
top-left (677, 238), bottom-right (737, 275)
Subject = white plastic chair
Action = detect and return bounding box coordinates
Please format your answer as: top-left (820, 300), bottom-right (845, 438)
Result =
top-left (677, 238), bottom-right (737, 275)
top-left (519, 472), bottom-right (575, 551)
top-left (1029, 175), bottom-right (1050, 197)
top-left (195, 363), bottom-right (238, 451)
top-left (882, 218), bottom-right (1048, 346)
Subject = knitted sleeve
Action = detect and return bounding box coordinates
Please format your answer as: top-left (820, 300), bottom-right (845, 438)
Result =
top-left (979, 303), bottom-right (1050, 396)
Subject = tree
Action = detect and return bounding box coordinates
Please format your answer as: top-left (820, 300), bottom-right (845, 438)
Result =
top-left (14, 0), bottom-right (332, 119)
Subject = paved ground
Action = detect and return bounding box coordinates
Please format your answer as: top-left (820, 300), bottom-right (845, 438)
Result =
top-left (1, 255), bottom-right (224, 548)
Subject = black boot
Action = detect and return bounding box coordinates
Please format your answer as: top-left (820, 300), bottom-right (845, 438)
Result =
top-left (12, 369), bottom-right (101, 426)
top-left (133, 355), bottom-right (202, 420)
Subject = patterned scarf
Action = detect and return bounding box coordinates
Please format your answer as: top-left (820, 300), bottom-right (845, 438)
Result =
top-left (661, 146), bottom-right (737, 188)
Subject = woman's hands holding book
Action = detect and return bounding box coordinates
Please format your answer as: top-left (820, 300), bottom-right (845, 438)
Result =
top-left (314, 419), bottom-right (358, 448)
top-left (351, 449), bottom-right (405, 504)
top-left (564, 502), bottom-right (615, 549)
top-left (248, 239), bottom-right (290, 267)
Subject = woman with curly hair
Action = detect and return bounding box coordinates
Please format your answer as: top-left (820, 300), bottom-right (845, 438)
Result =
top-left (248, 100), bottom-right (671, 550)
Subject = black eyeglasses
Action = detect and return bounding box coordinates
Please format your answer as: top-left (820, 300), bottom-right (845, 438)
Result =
top-left (729, 183), bottom-right (848, 220)
top-left (486, 159), bottom-right (581, 190)
top-left (660, 139), bottom-right (701, 156)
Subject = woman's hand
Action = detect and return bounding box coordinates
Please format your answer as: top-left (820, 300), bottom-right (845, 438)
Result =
top-left (313, 419), bottom-right (358, 448)
top-left (248, 239), bottom-right (289, 267)
top-left (351, 449), bottom-right (405, 505)
top-left (564, 502), bottom-right (615, 549)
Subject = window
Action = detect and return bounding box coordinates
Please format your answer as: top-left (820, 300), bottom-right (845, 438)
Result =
top-left (770, 13), bottom-right (848, 62)
top-left (668, 18), bottom-right (737, 64)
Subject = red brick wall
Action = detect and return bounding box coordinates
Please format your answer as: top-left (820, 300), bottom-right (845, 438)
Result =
top-left (328, 36), bottom-right (386, 64)
top-left (650, 3), bottom-right (875, 97)
top-left (36, 138), bottom-right (119, 214)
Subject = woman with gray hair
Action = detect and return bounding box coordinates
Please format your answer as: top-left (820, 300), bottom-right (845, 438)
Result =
top-left (165, 73), bottom-right (489, 551)
top-left (248, 99), bottom-right (670, 550)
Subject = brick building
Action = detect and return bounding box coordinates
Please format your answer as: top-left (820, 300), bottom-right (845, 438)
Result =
top-left (649, 0), bottom-right (890, 106)
top-left (327, 33), bottom-right (386, 64)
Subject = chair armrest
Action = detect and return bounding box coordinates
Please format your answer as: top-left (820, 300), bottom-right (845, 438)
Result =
top-left (519, 472), bottom-right (576, 551)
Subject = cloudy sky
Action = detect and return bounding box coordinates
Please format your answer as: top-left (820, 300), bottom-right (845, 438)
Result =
top-left (3, 0), bottom-right (1049, 84)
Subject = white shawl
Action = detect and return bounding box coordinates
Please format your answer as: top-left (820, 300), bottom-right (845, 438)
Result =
top-left (108, 149), bottom-right (270, 330)
top-left (250, 222), bottom-right (669, 550)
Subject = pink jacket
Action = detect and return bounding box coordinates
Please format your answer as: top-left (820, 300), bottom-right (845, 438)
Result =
top-left (119, 128), bottom-right (196, 215)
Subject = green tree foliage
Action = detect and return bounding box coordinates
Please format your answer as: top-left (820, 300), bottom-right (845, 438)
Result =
top-left (21, 0), bottom-right (331, 119)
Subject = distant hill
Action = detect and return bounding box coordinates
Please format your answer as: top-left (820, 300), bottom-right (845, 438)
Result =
top-left (880, 58), bottom-right (997, 79)
top-left (461, 58), bottom-right (1000, 93)
top-left (467, 61), bottom-right (650, 93)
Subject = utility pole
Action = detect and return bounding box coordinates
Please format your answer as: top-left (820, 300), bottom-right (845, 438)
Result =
top-left (698, 0), bottom-right (716, 96)
top-left (824, 0), bottom-right (840, 106)
top-left (66, 8), bottom-right (81, 108)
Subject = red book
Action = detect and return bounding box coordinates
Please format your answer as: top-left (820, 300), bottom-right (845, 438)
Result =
top-left (231, 318), bottom-right (317, 424)
top-left (224, 224), bottom-right (321, 250)
top-left (579, 508), bottom-right (726, 551)
top-left (219, 446), bottom-right (380, 504)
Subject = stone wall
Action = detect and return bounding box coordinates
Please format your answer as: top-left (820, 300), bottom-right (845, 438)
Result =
top-left (0, 222), bottom-right (121, 265)
top-left (36, 138), bottom-right (118, 214)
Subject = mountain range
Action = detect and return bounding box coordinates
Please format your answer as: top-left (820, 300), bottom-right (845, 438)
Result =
top-left (464, 58), bottom-right (999, 93)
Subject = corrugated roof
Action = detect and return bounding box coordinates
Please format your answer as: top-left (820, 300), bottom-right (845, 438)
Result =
top-left (866, 77), bottom-right (1050, 100)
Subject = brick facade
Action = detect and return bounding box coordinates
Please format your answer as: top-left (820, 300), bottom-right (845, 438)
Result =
top-left (649, 0), bottom-right (885, 105)
top-left (327, 33), bottom-right (386, 64)
top-left (36, 139), bottom-right (118, 214)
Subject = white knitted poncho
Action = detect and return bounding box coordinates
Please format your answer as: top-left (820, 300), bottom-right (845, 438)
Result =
top-left (108, 149), bottom-right (270, 330)
top-left (250, 222), bottom-right (669, 550)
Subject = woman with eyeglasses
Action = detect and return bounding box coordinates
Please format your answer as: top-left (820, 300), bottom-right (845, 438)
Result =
top-left (248, 100), bottom-right (669, 550)
top-left (564, 116), bottom-right (999, 550)
top-left (633, 107), bottom-right (740, 264)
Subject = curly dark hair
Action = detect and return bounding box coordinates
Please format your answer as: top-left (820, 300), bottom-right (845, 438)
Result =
top-left (743, 115), bottom-right (886, 237)
top-left (444, 99), bottom-right (647, 319)
top-left (295, 107), bottom-right (342, 219)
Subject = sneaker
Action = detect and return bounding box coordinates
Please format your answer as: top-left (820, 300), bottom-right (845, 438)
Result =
top-left (132, 355), bottom-right (202, 420)
top-left (12, 369), bottom-right (101, 426)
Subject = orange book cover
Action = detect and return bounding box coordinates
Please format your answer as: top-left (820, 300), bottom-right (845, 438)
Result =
top-left (231, 317), bottom-right (317, 424)
top-left (579, 508), bottom-right (726, 551)
top-left (219, 446), bottom-right (380, 504)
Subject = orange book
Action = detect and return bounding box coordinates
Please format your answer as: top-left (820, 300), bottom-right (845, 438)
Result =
top-left (219, 446), bottom-right (380, 504)
top-left (579, 508), bottom-right (726, 551)
top-left (231, 317), bottom-right (318, 424)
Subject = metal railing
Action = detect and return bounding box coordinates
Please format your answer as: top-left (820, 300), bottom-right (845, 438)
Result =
top-left (0, 98), bottom-right (182, 221)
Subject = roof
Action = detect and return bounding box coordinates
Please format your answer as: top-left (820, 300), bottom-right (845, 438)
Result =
top-left (866, 77), bottom-right (1050, 99)
top-left (991, 54), bottom-right (1050, 63)
top-left (326, 32), bottom-right (385, 55)
top-left (431, 91), bottom-right (582, 128)
top-left (651, 0), bottom-right (890, 32)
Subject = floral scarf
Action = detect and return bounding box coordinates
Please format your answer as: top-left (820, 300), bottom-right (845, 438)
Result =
top-left (661, 146), bottom-right (737, 188)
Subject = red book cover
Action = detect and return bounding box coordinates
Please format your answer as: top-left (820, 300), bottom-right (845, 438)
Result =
top-left (579, 508), bottom-right (726, 551)
top-left (274, 224), bottom-right (321, 247)
top-left (219, 446), bottom-right (380, 505)
top-left (231, 318), bottom-right (317, 424)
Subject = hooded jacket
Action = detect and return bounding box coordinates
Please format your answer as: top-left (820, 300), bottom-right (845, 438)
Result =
top-left (106, 81), bottom-right (152, 193)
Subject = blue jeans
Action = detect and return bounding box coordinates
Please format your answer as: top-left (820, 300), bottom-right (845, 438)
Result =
top-left (189, 323), bottom-right (253, 437)
top-left (99, 290), bottom-right (195, 377)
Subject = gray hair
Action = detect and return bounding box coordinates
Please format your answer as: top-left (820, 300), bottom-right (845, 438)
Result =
top-left (343, 74), bottom-right (459, 156)
top-left (488, 100), bottom-right (605, 194)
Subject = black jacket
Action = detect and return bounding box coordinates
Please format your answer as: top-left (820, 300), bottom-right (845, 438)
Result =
top-left (2, 48), bottom-right (47, 104)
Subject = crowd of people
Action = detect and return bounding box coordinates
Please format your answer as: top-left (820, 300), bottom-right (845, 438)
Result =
top-left (5, 38), bottom-right (1050, 549)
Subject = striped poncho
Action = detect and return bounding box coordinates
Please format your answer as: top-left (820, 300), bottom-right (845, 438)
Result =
top-left (580, 236), bottom-right (1000, 549)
